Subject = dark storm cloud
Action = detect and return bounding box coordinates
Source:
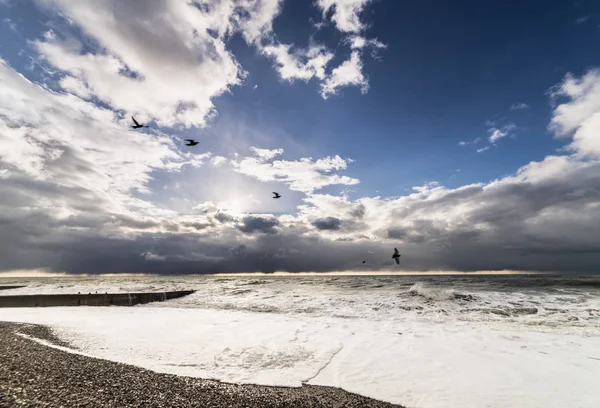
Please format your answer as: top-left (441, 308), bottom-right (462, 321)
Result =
top-left (349, 204), bottom-right (366, 219)
top-left (313, 217), bottom-right (342, 231)
top-left (238, 216), bottom-right (279, 234)
top-left (181, 221), bottom-right (211, 231)
top-left (1, 155), bottom-right (600, 275)
top-left (1, 202), bottom-right (600, 275)
top-left (0, 174), bottom-right (109, 213)
top-left (214, 212), bottom-right (237, 223)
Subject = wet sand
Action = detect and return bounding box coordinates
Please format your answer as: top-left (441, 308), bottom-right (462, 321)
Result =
top-left (0, 322), bottom-right (404, 408)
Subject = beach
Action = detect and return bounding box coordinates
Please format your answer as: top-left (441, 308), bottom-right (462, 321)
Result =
top-left (0, 322), bottom-right (401, 408)
top-left (1, 274), bottom-right (599, 408)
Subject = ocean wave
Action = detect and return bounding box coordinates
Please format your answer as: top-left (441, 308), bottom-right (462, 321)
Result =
top-left (229, 289), bottom-right (254, 296)
top-left (462, 307), bottom-right (539, 317)
top-left (237, 280), bottom-right (269, 286)
top-left (407, 283), bottom-right (478, 302)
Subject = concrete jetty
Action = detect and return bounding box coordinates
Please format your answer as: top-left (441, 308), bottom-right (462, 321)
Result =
top-left (0, 290), bottom-right (194, 308)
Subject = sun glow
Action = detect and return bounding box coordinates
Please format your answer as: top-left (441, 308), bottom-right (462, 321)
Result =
top-left (217, 199), bottom-right (249, 216)
top-left (217, 193), bottom-right (262, 216)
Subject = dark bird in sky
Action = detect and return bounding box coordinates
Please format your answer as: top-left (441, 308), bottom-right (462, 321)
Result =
top-left (185, 139), bottom-right (199, 146)
top-left (131, 116), bottom-right (148, 129)
top-left (392, 248), bottom-right (401, 265)
top-left (362, 261), bottom-right (366, 264)
top-left (272, 192), bottom-right (281, 199)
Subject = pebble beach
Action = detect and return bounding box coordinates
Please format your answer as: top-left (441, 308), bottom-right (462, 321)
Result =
top-left (0, 322), bottom-right (402, 408)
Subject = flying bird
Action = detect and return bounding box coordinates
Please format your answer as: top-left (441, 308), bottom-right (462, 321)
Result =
top-left (272, 192), bottom-right (281, 199)
top-left (392, 248), bottom-right (401, 265)
top-left (131, 116), bottom-right (148, 129)
top-left (185, 139), bottom-right (199, 146)
top-left (362, 261), bottom-right (366, 264)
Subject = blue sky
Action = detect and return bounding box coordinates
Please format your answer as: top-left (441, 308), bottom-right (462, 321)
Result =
top-left (204, 0), bottom-right (600, 194)
top-left (1, 0), bottom-right (600, 274)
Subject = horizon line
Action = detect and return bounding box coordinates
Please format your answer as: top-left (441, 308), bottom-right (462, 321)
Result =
top-left (0, 269), bottom-right (548, 278)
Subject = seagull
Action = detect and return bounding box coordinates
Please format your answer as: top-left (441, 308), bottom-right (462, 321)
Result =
top-left (185, 139), bottom-right (199, 146)
top-left (362, 261), bottom-right (366, 264)
top-left (272, 192), bottom-right (281, 199)
top-left (131, 116), bottom-right (148, 129)
top-left (392, 248), bottom-right (401, 265)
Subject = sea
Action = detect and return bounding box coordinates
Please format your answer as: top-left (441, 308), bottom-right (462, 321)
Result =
top-left (1, 273), bottom-right (599, 408)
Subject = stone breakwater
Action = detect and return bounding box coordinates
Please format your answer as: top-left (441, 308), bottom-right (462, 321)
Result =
top-left (0, 290), bottom-right (195, 307)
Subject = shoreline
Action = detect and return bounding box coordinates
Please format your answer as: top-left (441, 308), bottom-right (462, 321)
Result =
top-left (0, 322), bottom-right (403, 408)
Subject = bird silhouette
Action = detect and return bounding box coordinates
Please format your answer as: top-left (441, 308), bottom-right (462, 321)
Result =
top-left (272, 192), bottom-right (281, 199)
top-left (131, 116), bottom-right (148, 129)
top-left (185, 139), bottom-right (199, 146)
top-left (362, 260), bottom-right (366, 264)
top-left (392, 248), bottom-right (401, 265)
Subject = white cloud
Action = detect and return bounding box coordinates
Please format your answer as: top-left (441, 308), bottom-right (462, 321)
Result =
top-left (59, 76), bottom-right (92, 99)
top-left (510, 102), bottom-right (529, 111)
top-left (252, 0), bottom-right (382, 98)
top-left (141, 251), bottom-right (166, 261)
top-left (549, 69), bottom-right (600, 157)
top-left (30, 0), bottom-right (291, 128)
top-left (488, 129), bottom-right (507, 143)
top-left (347, 35), bottom-right (386, 50)
top-left (0, 59), bottom-right (210, 234)
top-left (477, 147), bottom-right (490, 153)
top-left (315, 0), bottom-right (372, 33)
top-left (2, 18), bottom-right (17, 32)
top-left (285, 155), bottom-right (600, 260)
top-left (233, 0), bottom-right (283, 44)
top-left (459, 137), bottom-right (481, 147)
top-left (32, 0), bottom-right (383, 105)
top-left (211, 156), bottom-right (228, 167)
top-left (261, 43), bottom-right (334, 81)
top-left (232, 147), bottom-right (359, 193)
top-left (488, 125), bottom-right (515, 143)
top-left (249, 147), bottom-right (284, 162)
top-left (321, 51), bottom-right (368, 98)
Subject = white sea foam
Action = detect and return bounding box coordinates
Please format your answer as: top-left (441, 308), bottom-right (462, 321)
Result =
top-left (0, 306), bottom-right (599, 408)
top-left (1, 275), bottom-right (599, 407)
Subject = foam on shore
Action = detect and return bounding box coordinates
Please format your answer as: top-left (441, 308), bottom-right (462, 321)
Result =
top-left (0, 306), bottom-right (598, 408)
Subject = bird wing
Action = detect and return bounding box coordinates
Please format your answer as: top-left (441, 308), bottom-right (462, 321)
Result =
top-left (393, 248), bottom-right (400, 256)
top-left (394, 257), bottom-right (400, 265)
top-left (185, 139), bottom-right (194, 142)
top-left (132, 116), bottom-right (140, 126)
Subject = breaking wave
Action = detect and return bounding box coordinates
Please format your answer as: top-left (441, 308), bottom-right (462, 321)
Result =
top-left (407, 282), bottom-right (478, 302)
top-left (3, 274), bottom-right (599, 332)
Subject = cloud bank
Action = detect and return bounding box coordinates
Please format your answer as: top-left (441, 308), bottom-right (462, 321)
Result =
top-left (0, 1), bottom-right (599, 274)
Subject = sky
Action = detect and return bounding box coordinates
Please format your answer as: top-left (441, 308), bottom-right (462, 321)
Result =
top-left (1, 0), bottom-right (600, 274)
